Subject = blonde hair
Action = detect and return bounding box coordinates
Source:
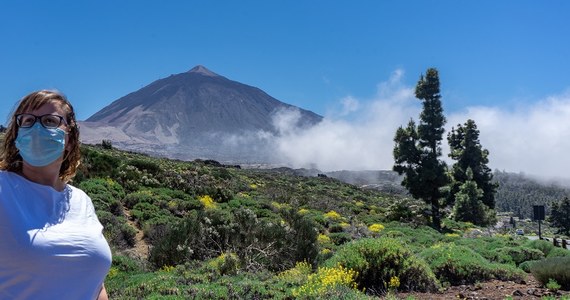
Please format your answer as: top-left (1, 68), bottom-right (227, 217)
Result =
top-left (0, 90), bottom-right (81, 182)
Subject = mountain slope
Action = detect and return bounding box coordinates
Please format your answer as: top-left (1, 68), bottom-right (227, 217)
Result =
top-left (80, 65), bottom-right (322, 162)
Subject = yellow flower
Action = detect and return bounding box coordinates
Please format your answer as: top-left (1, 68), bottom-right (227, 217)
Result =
top-left (445, 233), bottom-right (460, 238)
top-left (167, 200), bottom-right (177, 210)
top-left (107, 267), bottom-right (119, 278)
top-left (317, 234), bottom-right (331, 244)
top-left (199, 195), bottom-right (217, 210)
top-left (324, 210), bottom-right (342, 220)
top-left (238, 192), bottom-right (250, 198)
top-left (368, 223), bottom-right (385, 233)
top-left (161, 265), bottom-right (175, 273)
top-left (277, 261), bottom-right (312, 282)
top-left (298, 208), bottom-right (309, 215)
top-left (292, 264), bottom-right (358, 297)
top-left (389, 276), bottom-right (400, 289)
top-left (272, 201), bottom-right (291, 210)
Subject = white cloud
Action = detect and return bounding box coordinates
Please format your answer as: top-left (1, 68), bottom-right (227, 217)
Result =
top-left (448, 91), bottom-right (570, 179)
top-left (339, 96), bottom-right (360, 116)
top-left (271, 69), bottom-right (420, 171)
top-left (269, 69), bottom-right (570, 180)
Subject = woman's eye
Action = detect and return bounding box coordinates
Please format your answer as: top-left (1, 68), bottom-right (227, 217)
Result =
top-left (20, 117), bottom-right (35, 126)
top-left (43, 116), bottom-right (60, 127)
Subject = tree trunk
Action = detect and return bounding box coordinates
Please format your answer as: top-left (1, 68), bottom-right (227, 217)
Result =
top-left (431, 198), bottom-right (441, 232)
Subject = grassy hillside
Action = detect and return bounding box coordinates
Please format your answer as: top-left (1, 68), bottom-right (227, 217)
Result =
top-left (59, 145), bottom-right (570, 298)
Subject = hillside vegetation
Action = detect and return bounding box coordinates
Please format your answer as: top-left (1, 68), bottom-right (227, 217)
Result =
top-left (69, 144), bottom-right (570, 299)
top-left (494, 170), bottom-right (570, 219)
top-left (329, 169), bottom-right (570, 222)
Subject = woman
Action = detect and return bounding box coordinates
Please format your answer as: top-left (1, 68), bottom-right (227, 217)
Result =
top-left (0, 90), bottom-right (112, 299)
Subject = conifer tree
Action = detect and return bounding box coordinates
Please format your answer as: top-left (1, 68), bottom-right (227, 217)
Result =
top-left (452, 168), bottom-right (489, 225)
top-left (393, 68), bottom-right (448, 231)
top-left (549, 197), bottom-right (570, 235)
top-left (447, 119), bottom-right (497, 211)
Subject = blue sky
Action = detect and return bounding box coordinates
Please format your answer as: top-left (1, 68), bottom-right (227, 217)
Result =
top-left (2, 1), bottom-right (570, 177)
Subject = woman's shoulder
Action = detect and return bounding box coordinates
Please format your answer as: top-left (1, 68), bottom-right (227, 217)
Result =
top-left (0, 170), bottom-right (19, 185)
top-left (65, 184), bottom-right (99, 216)
top-left (66, 183), bottom-right (90, 199)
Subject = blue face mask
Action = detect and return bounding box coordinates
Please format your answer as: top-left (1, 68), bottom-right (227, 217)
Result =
top-left (15, 122), bottom-right (66, 167)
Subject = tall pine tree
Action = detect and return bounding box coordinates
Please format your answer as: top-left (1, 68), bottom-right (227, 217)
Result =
top-left (393, 68), bottom-right (448, 231)
top-left (447, 119), bottom-right (497, 211)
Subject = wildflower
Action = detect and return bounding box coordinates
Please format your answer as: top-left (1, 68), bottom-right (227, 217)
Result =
top-left (161, 265), bottom-right (175, 273)
top-left (368, 223), bottom-right (385, 233)
top-left (388, 276), bottom-right (400, 289)
top-left (199, 195), bottom-right (216, 210)
top-left (325, 210), bottom-right (342, 220)
top-left (317, 234), bottom-right (331, 244)
top-left (293, 265), bottom-right (358, 297)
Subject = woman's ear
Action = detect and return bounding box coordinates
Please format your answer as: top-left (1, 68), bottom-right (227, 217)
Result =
top-left (65, 132), bottom-right (73, 152)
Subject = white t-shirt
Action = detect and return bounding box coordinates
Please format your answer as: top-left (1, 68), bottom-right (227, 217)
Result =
top-left (0, 171), bottom-right (112, 300)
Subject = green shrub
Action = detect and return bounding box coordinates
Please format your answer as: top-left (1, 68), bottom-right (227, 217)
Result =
top-left (106, 271), bottom-right (180, 299)
top-left (128, 158), bottom-right (161, 175)
top-left (117, 164), bottom-right (161, 192)
top-left (454, 236), bottom-right (523, 262)
top-left (112, 255), bottom-right (146, 273)
top-left (546, 278), bottom-right (562, 292)
top-left (485, 248), bottom-right (516, 265)
top-left (519, 260), bottom-right (539, 273)
top-left (420, 243), bottom-right (525, 285)
top-left (329, 232), bottom-right (352, 246)
top-left (531, 256), bottom-right (570, 290)
top-left (79, 178), bottom-right (126, 218)
top-left (131, 202), bottom-right (163, 224)
top-left (385, 197), bottom-right (426, 225)
top-left (207, 252), bottom-right (241, 276)
top-left (149, 208), bottom-right (318, 272)
top-left (325, 237), bottom-right (440, 293)
top-left (525, 239), bottom-right (556, 257)
top-left (276, 261), bottom-right (312, 286)
top-left (382, 224), bottom-right (445, 254)
top-left (493, 246), bottom-right (544, 266)
top-left (96, 211), bottom-right (136, 249)
top-left (488, 263), bottom-right (527, 282)
top-left (547, 247), bottom-right (570, 258)
top-left (328, 222), bottom-right (345, 233)
top-left (78, 148), bottom-right (121, 180)
top-left (123, 191), bottom-right (156, 209)
top-left (384, 230), bottom-right (405, 238)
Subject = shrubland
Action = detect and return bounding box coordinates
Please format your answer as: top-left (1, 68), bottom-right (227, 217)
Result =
top-left (74, 144), bottom-right (570, 299)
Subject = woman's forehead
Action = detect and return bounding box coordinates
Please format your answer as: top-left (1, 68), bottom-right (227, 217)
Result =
top-left (21, 100), bottom-right (67, 115)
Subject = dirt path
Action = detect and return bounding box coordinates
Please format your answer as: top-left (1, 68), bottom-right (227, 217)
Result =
top-left (397, 275), bottom-right (568, 299)
top-left (123, 207), bottom-right (150, 259)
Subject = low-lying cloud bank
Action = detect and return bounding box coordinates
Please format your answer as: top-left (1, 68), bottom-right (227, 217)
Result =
top-left (447, 93), bottom-right (570, 180)
top-left (266, 69), bottom-right (570, 180)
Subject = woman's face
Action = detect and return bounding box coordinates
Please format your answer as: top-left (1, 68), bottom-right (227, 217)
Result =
top-left (20, 101), bottom-right (72, 154)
